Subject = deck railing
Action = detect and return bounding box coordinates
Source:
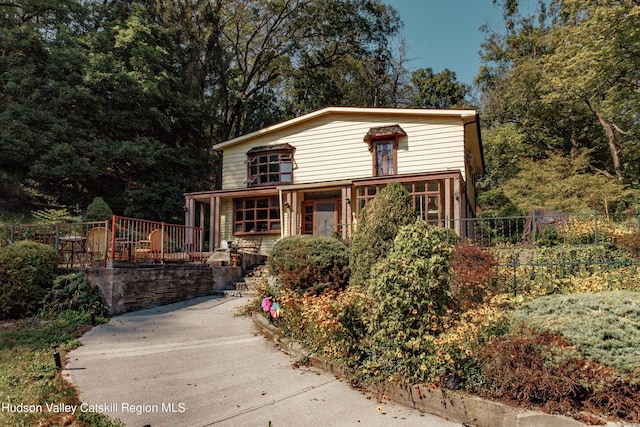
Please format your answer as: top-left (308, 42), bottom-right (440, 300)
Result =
top-left (109, 215), bottom-right (203, 264)
top-left (0, 216), bottom-right (203, 267)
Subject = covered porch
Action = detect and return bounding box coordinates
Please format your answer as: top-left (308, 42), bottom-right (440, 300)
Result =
top-left (184, 170), bottom-right (475, 254)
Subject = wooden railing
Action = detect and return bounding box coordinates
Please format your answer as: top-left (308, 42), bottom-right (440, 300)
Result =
top-left (109, 216), bottom-right (203, 264)
top-left (0, 216), bottom-right (203, 267)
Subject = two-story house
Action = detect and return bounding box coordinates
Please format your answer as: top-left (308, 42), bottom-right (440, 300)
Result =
top-left (184, 106), bottom-right (484, 254)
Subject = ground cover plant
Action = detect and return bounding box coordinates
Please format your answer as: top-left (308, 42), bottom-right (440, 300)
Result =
top-left (257, 235), bottom-right (640, 423)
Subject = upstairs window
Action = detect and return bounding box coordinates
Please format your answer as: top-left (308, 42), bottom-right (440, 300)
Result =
top-left (246, 144), bottom-right (295, 186)
top-left (364, 125), bottom-right (406, 177)
top-left (374, 140), bottom-right (395, 176)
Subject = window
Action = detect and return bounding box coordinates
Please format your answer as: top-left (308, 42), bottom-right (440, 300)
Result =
top-left (246, 144), bottom-right (294, 186)
top-left (374, 140), bottom-right (395, 176)
top-left (233, 197), bottom-right (281, 235)
top-left (355, 180), bottom-right (443, 225)
top-left (363, 125), bottom-right (406, 177)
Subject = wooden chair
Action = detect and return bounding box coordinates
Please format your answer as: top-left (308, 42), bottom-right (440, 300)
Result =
top-left (85, 226), bottom-right (112, 266)
top-left (135, 229), bottom-right (168, 261)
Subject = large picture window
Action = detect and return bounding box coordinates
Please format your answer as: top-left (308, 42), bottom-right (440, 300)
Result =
top-left (247, 144), bottom-right (294, 186)
top-left (233, 197), bottom-right (281, 235)
top-left (356, 180), bottom-right (442, 225)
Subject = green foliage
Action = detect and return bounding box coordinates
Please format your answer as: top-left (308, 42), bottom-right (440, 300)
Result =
top-left (0, 309), bottom-right (119, 427)
top-left (502, 151), bottom-right (638, 214)
top-left (268, 235), bottom-right (350, 293)
top-left (511, 292), bottom-right (640, 376)
top-left (31, 208), bottom-right (75, 224)
top-left (410, 67), bottom-right (471, 109)
top-left (43, 272), bottom-right (107, 316)
top-left (349, 183), bottom-right (415, 286)
top-left (0, 241), bottom-right (60, 319)
top-left (478, 0), bottom-right (640, 212)
top-left (364, 220), bottom-right (453, 384)
top-left (536, 226), bottom-right (560, 247)
top-left (84, 197), bottom-right (113, 222)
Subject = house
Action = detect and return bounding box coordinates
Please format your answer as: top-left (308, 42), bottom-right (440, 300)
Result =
top-left (184, 106), bottom-right (484, 254)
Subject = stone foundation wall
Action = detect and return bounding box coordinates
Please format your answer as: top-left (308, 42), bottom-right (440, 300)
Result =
top-left (84, 265), bottom-right (243, 316)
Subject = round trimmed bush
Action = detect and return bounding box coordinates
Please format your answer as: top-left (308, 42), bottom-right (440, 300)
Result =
top-left (84, 196), bottom-right (113, 222)
top-left (0, 241), bottom-right (60, 319)
top-left (268, 235), bottom-right (350, 293)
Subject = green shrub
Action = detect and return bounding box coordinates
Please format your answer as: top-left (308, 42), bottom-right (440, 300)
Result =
top-left (535, 226), bottom-right (560, 247)
top-left (43, 272), bottom-right (107, 316)
top-left (84, 197), bottom-right (113, 222)
top-left (268, 235), bottom-right (350, 293)
top-left (0, 241), bottom-right (60, 319)
top-left (364, 220), bottom-right (453, 384)
top-left (349, 183), bottom-right (415, 286)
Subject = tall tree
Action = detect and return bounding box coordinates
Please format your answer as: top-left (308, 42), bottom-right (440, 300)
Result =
top-left (476, 0), bottom-right (640, 213)
top-left (410, 67), bottom-right (471, 109)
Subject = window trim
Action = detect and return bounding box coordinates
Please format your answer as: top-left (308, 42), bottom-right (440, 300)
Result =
top-left (363, 125), bottom-right (406, 177)
top-left (233, 196), bottom-right (281, 236)
top-left (371, 138), bottom-right (398, 176)
top-left (246, 144), bottom-right (294, 187)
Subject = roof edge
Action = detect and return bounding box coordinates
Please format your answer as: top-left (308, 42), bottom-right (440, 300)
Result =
top-left (214, 106), bottom-right (478, 150)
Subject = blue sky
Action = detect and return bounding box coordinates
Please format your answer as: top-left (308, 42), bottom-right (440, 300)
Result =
top-left (383, 0), bottom-right (504, 85)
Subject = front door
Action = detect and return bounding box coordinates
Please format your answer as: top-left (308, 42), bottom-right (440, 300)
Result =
top-left (303, 200), bottom-right (340, 236)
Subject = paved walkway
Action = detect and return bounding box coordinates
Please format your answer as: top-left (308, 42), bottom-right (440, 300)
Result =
top-left (64, 296), bottom-right (461, 427)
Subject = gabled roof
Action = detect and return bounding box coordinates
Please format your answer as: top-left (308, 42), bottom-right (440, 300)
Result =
top-left (215, 106), bottom-right (484, 174)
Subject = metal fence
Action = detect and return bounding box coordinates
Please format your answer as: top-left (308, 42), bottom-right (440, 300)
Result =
top-left (0, 216), bottom-right (203, 267)
top-left (453, 211), bottom-right (640, 247)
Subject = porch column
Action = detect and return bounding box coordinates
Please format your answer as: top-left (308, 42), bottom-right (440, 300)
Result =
top-left (209, 197), bottom-right (215, 251)
top-left (185, 198), bottom-right (196, 228)
top-left (341, 186), bottom-right (352, 239)
top-left (211, 196), bottom-right (221, 251)
top-left (454, 177), bottom-right (462, 236)
top-left (444, 178), bottom-right (452, 229)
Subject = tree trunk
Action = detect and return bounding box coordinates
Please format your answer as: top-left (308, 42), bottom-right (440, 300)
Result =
top-left (585, 99), bottom-right (623, 181)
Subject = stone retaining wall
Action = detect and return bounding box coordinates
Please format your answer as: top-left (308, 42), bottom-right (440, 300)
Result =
top-left (84, 265), bottom-right (243, 316)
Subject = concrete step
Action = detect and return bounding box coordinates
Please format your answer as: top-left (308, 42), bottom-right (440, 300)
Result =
top-left (220, 289), bottom-right (258, 298)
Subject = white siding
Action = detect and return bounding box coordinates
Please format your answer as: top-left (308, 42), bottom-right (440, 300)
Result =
top-left (221, 114), bottom-right (466, 190)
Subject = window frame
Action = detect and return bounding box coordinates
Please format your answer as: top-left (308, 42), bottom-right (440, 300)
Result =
top-left (371, 138), bottom-right (398, 176)
top-left (246, 146), bottom-right (294, 187)
top-left (363, 125), bottom-right (406, 177)
top-left (233, 196), bottom-right (281, 236)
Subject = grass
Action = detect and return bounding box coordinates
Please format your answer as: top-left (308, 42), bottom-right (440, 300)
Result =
top-left (511, 291), bottom-right (640, 375)
top-left (0, 310), bottom-right (125, 427)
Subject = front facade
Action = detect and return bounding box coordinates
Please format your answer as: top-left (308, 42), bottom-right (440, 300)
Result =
top-left (184, 107), bottom-right (484, 254)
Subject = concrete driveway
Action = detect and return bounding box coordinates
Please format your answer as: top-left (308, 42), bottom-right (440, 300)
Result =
top-left (64, 296), bottom-right (461, 427)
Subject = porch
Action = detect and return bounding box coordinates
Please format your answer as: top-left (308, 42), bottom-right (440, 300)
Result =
top-left (184, 170), bottom-right (475, 254)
